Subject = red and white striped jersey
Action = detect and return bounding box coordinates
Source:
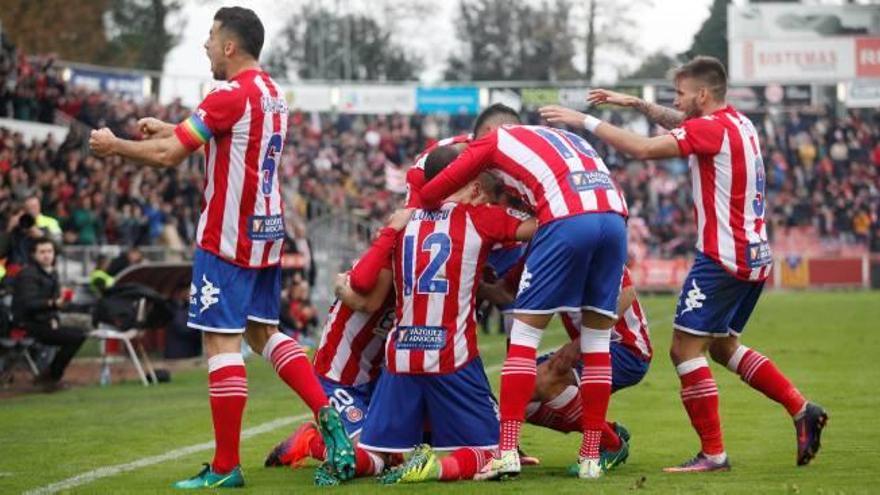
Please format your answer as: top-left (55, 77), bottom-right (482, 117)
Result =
top-left (312, 295), bottom-right (395, 386)
top-left (388, 203), bottom-right (524, 374)
top-left (405, 134), bottom-right (471, 208)
top-left (671, 106), bottom-right (772, 281)
top-left (560, 267), bottom-right (652, 361)
top-left (419, 125), bottom-right (628, 225)
top-left (174, 68), bottom-right (288, 268)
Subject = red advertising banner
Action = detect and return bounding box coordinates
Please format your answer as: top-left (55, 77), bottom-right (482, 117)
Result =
top-left (856, 38), bottom-right (880, 78)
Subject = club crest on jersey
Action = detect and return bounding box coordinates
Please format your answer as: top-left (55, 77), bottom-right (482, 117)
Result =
top-left (679, 279), bottom-right (706, 316)
top-left (671, 127), bottom-right (687, 141)
top-left (568, 170), bottom-right (613, 192)
top-left (395, 326), bottom-right (446, 350)
top-left (248, 214), bottom-right (285, 241)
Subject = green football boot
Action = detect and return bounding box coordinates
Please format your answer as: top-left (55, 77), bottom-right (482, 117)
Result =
top-left (317, 406), bottom-right (356, 481)
top-left (172, 464), bottom-right (244, 489)
top-left (314, 461), bottom-right (341, 486)
top-left (383, 444), bottom-right (440, 484)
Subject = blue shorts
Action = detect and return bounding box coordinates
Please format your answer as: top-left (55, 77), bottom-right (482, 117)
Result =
top-left (537, 342), bottom-right (649, 393)
top-left (319, 375), bottom-right (377, 438)
top-left (673, 252), bottom-right (764, 337)
top-left (187, 248), bottom-right (281, 333)
top-left (359, 357), bottom-right (499, 453)
top-left (515, 213), bottom-right (627, 318)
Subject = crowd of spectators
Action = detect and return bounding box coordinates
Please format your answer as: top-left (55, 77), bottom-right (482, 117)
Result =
top-left (1, 40), bottom-right (879, 341)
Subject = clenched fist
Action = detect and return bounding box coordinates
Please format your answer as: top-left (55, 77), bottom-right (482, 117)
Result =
top-left (89, 128), bottom-right (117, 157)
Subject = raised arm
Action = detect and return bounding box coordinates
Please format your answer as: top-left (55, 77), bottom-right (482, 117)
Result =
top-left (587, 88), bottom-right (685, 130)
top-left (539, 105), bottom-right (681, 161)
top-left (420, 133), bottom-right (497, 209)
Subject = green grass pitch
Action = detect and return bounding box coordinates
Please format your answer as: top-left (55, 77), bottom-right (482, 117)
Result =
top-left (2, 291), bottom-right (878, 494)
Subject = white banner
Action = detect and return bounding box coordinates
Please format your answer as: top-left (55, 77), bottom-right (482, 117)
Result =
top-left (728, 4), bottom-right (880, 42)
top-left (730, 38), bottom-right (857, 84)
top-left (847, 80), bottom-right (880, 108)
top-left (282, 85), bottom-right (333, 112)
top-left (338, 85), bottom-right (416, 114)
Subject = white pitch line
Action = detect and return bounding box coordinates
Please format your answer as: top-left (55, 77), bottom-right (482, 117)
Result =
top-left (22, 414), bottom-right (309, 495)
top-left (22, 321), bottom-right (630, 494)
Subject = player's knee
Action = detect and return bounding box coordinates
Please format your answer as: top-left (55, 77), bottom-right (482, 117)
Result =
top-left (581, 310), bottom-right (615, 329)
top-left (708, 338), bottom-right (739, 365)
top-left (243, 322), bottom-right (277, 355)
top-left (669, 330), bottom-right (707, 365)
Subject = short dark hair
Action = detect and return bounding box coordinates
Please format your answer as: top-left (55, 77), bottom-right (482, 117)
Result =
top-left (472, 103), bottom-right (521, 137)
top-left (674, 55), bottom-right (727, 101)
top-left (424, 146), bottom-right (462, 182)
top-left (214, 7), bottom-right (265, 60)
top-left (30, 237), bottom-right (54, 254)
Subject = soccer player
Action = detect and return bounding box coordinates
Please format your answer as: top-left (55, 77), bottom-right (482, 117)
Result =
top-left (264, 211), bottom-right (411, 474)
top-left (351, 145), bottom-right (537, 485)
top-left (539, 55), bottom-right (827, 471)
top-left (404, 103), bottom-right (521, 208)
top-left (419, 115), bottom-right (629, 479)
top-left (88, 7), bottom-right (355, 488)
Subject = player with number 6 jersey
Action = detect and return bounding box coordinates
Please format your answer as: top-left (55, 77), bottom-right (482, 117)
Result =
top-left (89, 7), bottom-right (357, 488)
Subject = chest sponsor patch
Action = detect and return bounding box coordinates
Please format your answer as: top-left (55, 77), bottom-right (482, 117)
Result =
top-left (248, 214), bottom-right (285, 241)
top-left (746, 241), bottom-right (772, 268)
top-left (395, 325), bottom-right (447, 351)
top-left (568, 171), bottom-right (613, 192)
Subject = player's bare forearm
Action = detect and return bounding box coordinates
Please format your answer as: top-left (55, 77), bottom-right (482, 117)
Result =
top-left (111, 136), bottom-right (188, 168)
top-left (593, 122), bottom-right (682, 161)
top-left (633, 100), bottom-right (685, 130)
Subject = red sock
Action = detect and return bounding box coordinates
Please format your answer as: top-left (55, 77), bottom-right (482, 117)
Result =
top-left (308, 433), bottom-right (326, 461)
top-left (729, 346), bottom-right (806, 417)
top-left (439, 448), bottom-right (491, 481)
top-left (208, 354), bottom-right (247, 474)
top-left (355, 448), bottom-right (384, 476)
top-left (263, 333), bottom-right (329, 415)
top-left (678, 357), bottom-right (724, 456)
top-left (600, 421), bottom-right (621, 451)
top-left (499, 342), bottom-right (538, 451)
top-left (578, 328), bottom-right (612, 459)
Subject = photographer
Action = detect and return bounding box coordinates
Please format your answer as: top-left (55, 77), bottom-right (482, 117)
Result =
top-left (12, 237), bottom-right (85, 392)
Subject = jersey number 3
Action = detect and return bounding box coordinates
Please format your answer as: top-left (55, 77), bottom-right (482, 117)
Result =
top-left (403, 233), bottom-right (451, 295)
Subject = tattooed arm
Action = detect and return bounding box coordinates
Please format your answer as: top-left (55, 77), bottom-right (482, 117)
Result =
top-left (588, 88), bottom-right (685, 130)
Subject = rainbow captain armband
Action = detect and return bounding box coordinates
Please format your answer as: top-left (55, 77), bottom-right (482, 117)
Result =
top-left (174, 113), bottom-right (213, 150)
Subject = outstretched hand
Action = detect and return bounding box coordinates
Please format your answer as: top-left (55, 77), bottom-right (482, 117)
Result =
top-left (587, 88), bottom-right (641, 108)
top-left (539, 105), bottom-right (588, 128)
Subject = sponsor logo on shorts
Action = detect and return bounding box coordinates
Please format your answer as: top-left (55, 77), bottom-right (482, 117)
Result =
top-left (396, 326), bottom-right (446, 350)
top-left (200, 275), bottom-right (220, 313)
top-left (679, 279), bottom-right (706, 316)
top-left (517, 265), bottom-right (533, 295)
top-left (345, 406), bottom-right (364, 423)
